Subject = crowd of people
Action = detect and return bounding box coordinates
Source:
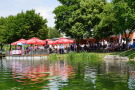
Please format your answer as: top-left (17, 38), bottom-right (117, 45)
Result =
top-left (14, 41), bottom-right (135, 54)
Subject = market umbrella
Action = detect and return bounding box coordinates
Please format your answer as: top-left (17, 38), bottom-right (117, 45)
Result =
top-left (26, 37), bottom-right (45, 45)
top-left (11, 39), bottom-right (27, 45)
top-left (44, 39), bottom-right (51, 41)
top-left (11, 39), bottom-right (27, 55)
top-left (56, 38), bottom-right (74, 44)
top-left (44, 39), bottom-right (57, 45)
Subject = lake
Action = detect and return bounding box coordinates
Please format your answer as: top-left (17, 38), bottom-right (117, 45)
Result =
top-left (0, 58), bottom-right (134, 90)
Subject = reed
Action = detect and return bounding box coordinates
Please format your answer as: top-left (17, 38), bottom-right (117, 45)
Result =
top-left (48, 52), bottom-right (103, 64)
top-left (66, 52), bottom-right (102, 63)
top-left (48, 53), bottom-right (57, 61)
top-left (66, 52), bottom-right (77, 61)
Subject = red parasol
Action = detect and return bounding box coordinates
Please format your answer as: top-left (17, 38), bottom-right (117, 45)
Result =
top-left (26, 37), bottom-right (45, 45)
top-left (11, 39), bottom-right (27, 45)
top-left (56, 38), bottom-right (74, 44)
top-left (44, 39), bottom-right (57, 45)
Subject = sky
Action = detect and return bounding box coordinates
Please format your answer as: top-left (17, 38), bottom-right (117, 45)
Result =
top-left (0, 0), bottom-right (61, 27)
top-left (0, 0), bottom-right (111, 27)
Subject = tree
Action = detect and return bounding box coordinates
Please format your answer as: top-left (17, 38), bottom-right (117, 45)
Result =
top-left (47, 27), bottom-right (61, 39)
top-left (0, 17), bottom-right (7, 50)
top-left (1, 9), bottom-right (48, 43)
top-left (15, 9), bottom-right (48, 39)
top-left (71, 0), bottom-right (108, 39)
top-left (37, 26), bottom-right (48, 40)
top-left (54, 0), bottom-right (82, 52)
top-left (0, 10), bottom-right (48, 51)
top-left (54, 0), bottom-right (109, 52)
top-left (112, 0), bottom-right (135, 47)
top-left (53, 0), bottom-right (81, 37)
top-left (94, 2), bottom-right (114, 39)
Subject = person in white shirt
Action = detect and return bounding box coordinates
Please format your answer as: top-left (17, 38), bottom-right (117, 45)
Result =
top-left (59, 44), bottom-right (64, 54)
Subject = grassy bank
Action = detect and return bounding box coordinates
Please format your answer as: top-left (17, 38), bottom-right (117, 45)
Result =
top-left (48, 52), bottom-right (112, 61)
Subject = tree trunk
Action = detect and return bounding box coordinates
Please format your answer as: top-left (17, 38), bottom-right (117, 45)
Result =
top-left (124, 30), bottom-right (132, 50)
top-left (0, 44), bottom-right (3, 50)
top-left (76, 40), bottom-right (80, 53)
top-left (9, 44), bottom-right (12, 51)
top-left (96, 39), bottom-right (100, 52)
top-left (125, 37), bottom-right (129, 50)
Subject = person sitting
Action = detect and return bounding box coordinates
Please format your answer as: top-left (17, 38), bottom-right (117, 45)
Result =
top-left (132, 41), bottom-right (135, 50)
top-left (44, 41), bottom-right (50, 49)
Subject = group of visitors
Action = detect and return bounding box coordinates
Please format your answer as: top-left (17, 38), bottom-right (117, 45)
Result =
top-left (20, 43), bottom-right (76, 54)
top-left (14, 41), bottom-right (135, 54)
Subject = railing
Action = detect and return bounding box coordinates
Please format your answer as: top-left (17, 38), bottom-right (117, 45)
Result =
top-left (5, 49), bottom-right (49, 56)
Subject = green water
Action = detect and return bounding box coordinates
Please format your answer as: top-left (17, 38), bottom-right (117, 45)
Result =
top-left (0, 59), bottom-right (134, 90)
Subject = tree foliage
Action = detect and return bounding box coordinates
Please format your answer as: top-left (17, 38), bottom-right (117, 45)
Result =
top-left (0, 10), bottom-right (48, 44)
top-left (112, 0), bottom-right (135, 45)
top-left (94, 2), bottom-right (114, 39)
top-left (53, 0), bottom-right (81, 38)
top-left (47, 27), bottom-right (61, 39)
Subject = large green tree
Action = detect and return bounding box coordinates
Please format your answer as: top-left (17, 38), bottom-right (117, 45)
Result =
top-left (53, 0), bottom-right (81, 52)
top-left (54, 0), bottom-right (109, 52)
top-left (14, 9), bottom-right (48, 39)
top-left (112, 0), bottom-right (135, 46)
top-left (0, 9), bottom-right (48, 44)
top-left (0, 10), bottom-right (48, 51)
top-left (69, 0), bottom-right (108, 51)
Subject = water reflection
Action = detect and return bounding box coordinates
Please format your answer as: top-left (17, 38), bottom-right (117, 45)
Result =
top-left (3, 59), bottom-right (74, 89)
top-left (1, 58), bottom-right (135, 89)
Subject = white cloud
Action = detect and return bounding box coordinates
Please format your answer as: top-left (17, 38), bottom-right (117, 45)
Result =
top-left (35, 7), bottom-right (55, 27)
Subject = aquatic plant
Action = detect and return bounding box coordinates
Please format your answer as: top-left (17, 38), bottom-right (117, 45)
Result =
top-left (48, 53), bottom-right (57, 61)
top-left (66, 52), bottom-right (103, 64)
top-left (66, 52), bottom-right (77, 61)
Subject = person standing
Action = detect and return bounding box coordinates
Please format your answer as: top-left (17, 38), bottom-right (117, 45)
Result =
top-left (59, 44), bottom-right (64, 54)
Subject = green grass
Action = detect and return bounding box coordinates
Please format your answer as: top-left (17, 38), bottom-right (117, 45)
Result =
top-left (119, 49), bottom-right (135, 59)
top-left (48, 53), bottom-right (57, 61)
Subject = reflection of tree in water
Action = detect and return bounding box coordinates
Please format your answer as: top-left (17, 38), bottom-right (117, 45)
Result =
top-left (0, 60), bottom-right (24, 89)
top-left (59, 61), bottom-right (103, 90)
top-left (104, 60), bottom-right (135, 90)
top-left (2, 58), bottom-right (135, 89)
top-left (60, 60), bottom-right (131, 90)
top-left (127, 61), bottom-right (135, 89)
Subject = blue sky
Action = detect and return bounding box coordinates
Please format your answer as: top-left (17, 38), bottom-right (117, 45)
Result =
top-left (0, 0), bottom-right (60, 27)
top-left (0, 0), bottom-right (111, 27)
